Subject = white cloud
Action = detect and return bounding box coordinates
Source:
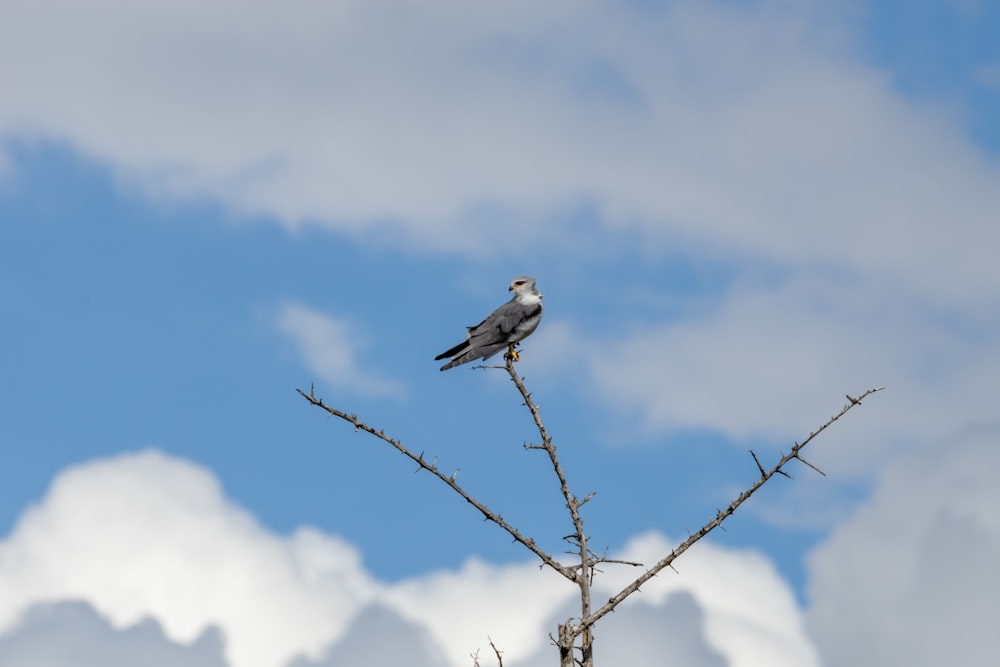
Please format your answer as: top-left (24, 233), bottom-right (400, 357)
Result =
top-left (381, 532), bottom-right (821, 667)
top-left (0, 451), bottom-right (824, 667)
top-left (277, 302), bottom-right (404, 399)
top-left (1, 0), bottom-right (998, 304)
top-left (806, 428), bottom-right (1000, 666)
top-left (534, 271), bottom-right (999, 478)
top-left (11, 447), bottom-right (998, 667)
top-left (0, 451), bottom-right (378, 667)
top-left (383, 557), bottom-right (570, 666)
top-left (594, 533), bottom-right (821, 667)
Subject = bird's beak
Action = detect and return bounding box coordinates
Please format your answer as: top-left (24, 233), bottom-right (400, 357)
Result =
top-left (509, 285), bottom-right (514, 291)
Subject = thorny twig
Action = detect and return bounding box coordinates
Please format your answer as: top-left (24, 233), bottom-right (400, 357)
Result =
top-left (575, 386), bottom-right (885, 634)
top-left (296, 384), bottom-right (575, 581)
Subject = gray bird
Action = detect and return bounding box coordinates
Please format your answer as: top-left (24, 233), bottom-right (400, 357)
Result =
top-left (436, 276), bottom-right (543, 371)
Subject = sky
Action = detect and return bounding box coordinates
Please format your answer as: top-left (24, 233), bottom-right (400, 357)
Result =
top-left (1, 0), bottom-right (999, 666)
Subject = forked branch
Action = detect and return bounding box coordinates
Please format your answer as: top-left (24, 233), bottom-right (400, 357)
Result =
top-left (298, 367), bottom-right (882, 667)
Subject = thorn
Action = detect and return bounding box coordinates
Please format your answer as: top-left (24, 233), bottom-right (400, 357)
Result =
top-left (450, 468), bottom-right (460, 482)
top-left (795, 453), bottom-right (827, 477)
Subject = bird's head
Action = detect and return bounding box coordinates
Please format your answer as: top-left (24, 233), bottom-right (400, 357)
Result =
top-left (509, 276), bottom-right (542, 303)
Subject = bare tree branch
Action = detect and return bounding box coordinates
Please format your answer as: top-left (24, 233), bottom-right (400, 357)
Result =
top-left (489, 636), bottom-right (504, 667)
top-left (499, 358), bottom-right (596, 667)
top-left (576, 386), bottom-right (885, 633)
top-left (295, 384), bottom-right (576, 581)
top-left (470, 636), bottom-right (504, 667)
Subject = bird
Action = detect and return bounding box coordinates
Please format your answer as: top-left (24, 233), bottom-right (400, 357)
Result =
top-left (435, 276), bottom-right (543, 371)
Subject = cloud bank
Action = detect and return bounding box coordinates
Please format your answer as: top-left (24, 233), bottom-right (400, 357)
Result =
top-left (0, 451), bottom-right (805, 667)
top-left (2, 445), bottom-right (996, 666)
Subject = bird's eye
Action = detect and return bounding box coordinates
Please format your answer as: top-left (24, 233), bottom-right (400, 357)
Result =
top-left (515, 280), bottom-right (524, 285)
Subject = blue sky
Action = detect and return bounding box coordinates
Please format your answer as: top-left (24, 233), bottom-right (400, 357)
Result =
top-left (1, 1), bottom-right (999, 666)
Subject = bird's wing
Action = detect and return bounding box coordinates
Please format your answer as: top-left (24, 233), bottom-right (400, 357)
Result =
top-left (469, 300), bottom-right (532, 337)
top-left (470, 300), bottom-right (540, 351)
